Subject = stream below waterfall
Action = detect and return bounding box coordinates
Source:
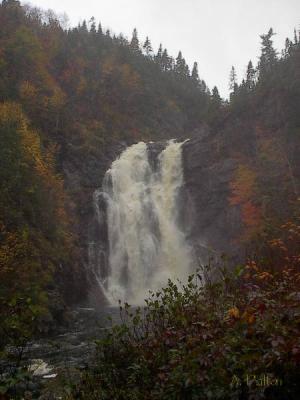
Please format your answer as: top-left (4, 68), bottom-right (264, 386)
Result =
top-left (2, 307), bottom-right (121, 398)
top-left (23, 307), bottom-right (120, 370)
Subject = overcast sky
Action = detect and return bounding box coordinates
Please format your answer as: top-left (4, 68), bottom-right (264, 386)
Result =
top-left (24, 0), bottom-right (300, 98)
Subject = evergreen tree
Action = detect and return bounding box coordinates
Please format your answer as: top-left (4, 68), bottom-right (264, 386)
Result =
top-left (206, 86), bottom-right (222, 123)
top-left (78, 20), bottom-right (88, 33)
top-left (118, 33), bottom-right (128, 46)
top-left (212, 86), bottom-right (221, 105)
top-left (89, 17), bottom-right (96, 33)
top-left (130, 28), bottom-right (140, 53)
top-left (81, 20), bottom-right (87, 31)
top-left (97, 22), bottom-right (102, 35)
top-left (245, 61), bottom-right (255, 90)
top-left (191, 62), bottom-right (200, 83)
top-left (175, 51), bottom-right (187, 75)
top-left (258, 28), bottom-right (277, 77)
top-left (283, 38), bottom-right (292, 58)
top-left (155, 43), bottom-right (163, 65)
top-left (175, 51), bottom-right (182, 72)
top-left (229, 66), bottom-right (238, 93)
top-left (162, 49), bottom-right (172, 71)
top-left (294, 28), bottom-right (298, 45)
top-left (184, 63), bottom-right (190, 77)
top-left (143, 36), bottom-right (153, 57)
top-left (199, 79), bottom-right (207, 93)
top-left (169, 56), bottom-right (175, 71)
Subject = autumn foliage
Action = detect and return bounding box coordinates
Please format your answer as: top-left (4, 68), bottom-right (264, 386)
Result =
top-left (0, 102), bottom-right (74, 349)
top-left (71, 222), bottom-right (300, 399)
top-left (229, 163), bottom-right (262, 239)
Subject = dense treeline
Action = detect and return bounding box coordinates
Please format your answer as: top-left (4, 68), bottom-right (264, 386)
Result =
top-left (220, 28), bottom-right (300, 244)
top-left (0, 0), bottom-right (213, 145)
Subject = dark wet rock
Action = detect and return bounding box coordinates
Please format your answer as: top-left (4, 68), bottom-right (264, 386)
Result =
top-left (147, 140), bottom-right (167, 171)
top-left (182, 134), bottom-right (242, 263)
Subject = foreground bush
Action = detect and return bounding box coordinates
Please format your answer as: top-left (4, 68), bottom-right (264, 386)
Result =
top-left (70, 222), bottom-right (300, 400)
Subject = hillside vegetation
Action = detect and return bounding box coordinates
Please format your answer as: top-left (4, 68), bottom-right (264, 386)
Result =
top-left (0, 0), bottom-right (299, 397)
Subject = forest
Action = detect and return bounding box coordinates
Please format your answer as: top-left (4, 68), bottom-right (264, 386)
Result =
top-left (0, 0), bottom-right (299, 398)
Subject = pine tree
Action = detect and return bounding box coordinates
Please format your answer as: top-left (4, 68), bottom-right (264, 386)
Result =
top-left (161, 49), bottom-right (172, 71)
top-left (294, 29), bottom-right (298, 45)
top-left (199, 80), bottom-right (207, 93)
top-left (169, 56), bottom-right (175, 71)
top-left (175, 51), bottom-right (187, 75)
top-left (80, 20), bottom-right (88, 32)
top-left (212, 86), bottom-right (221, 105)
top-left (161, 49), bottom-right (167, 70)
top-left (130, 28), bottom-right (140, 53)
top-left (97, 22), bottom-right (102, 35)
top-left (245, 61), bottom-right (255, 90)
top-left (229, 66), bottom-right (238, 93)
top-left (118, 33), bottom-right (128, 46)
top-left (155, 43), bottom-right (163, 65)
top-left (89, 17), bottom-right (96, 33)
top-left (175, 51), bottom-right (182, 72)
top-left (191, 62), bottom-right (200, 83)
top-left (143, 37), bottom-right (153, 57)
top-left (207, 86), bottom-right (222, 121)
top-left (258, 28), bottom-right (277, 77)
top-left (284, 38), bottom-right (292, 58)
top-left (184, 63), bottom-right (190, 77)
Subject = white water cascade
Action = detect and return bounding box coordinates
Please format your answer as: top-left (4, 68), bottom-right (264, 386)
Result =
top-left (98, 140), bottom-right (193, 304)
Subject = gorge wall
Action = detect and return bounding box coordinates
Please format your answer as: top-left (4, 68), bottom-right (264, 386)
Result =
top-left (83, 132), bottom-right (242, 305)
top-left (182, 132), bottom-right (241, 263)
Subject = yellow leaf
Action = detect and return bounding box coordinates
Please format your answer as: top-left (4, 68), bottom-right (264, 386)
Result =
top-left (228, 307), bottom-right (240, 319)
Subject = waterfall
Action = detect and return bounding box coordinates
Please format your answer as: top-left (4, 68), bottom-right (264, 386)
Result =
top-left (96, 140), bottom-right (193, 304)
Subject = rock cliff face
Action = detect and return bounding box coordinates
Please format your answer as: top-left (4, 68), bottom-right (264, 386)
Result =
top-left (62, 141), bottom-right (128, 251)
top-left (182, 133), bottom-right (242, 263)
